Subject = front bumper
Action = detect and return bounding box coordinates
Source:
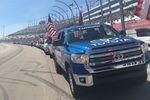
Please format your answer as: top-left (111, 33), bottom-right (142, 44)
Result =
top-left (72, 52), bottom-right (150, 87)
top-left (73, 64), bottom-right (147, 87)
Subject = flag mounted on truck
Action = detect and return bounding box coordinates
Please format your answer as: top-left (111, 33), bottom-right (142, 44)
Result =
top-left (135, 0), bottom-right (150, 20)
top-left (47, 15), bottom-right (57, 39)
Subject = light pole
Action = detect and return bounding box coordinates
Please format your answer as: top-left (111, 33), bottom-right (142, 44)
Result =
top-left (49, 13), bottom-right (59, 25)
top-left (50, 13), bottom-right (60, 22)
top-left (51, 10), bottom-right (65, 21)
top-left (99, 0), bottom-right (104, 23)
top-left (50, 13), bottom-right (62, 25)
top-left (75, 7), bottom-right (78, 18)
top-left (71, 0), bottom-right (91, 24)
top-left (108, 0), bottom-right (113, 26)
top-left (85, 0), bottom-right (92, 24)
top-left (56, 0), bottom-right (75, 22)
top-left (119, 0), bottom-right (126, 31)
top-left (71, 0), bottom-right (81, 12)
top-left (53, 6), bottom-right (70, 24)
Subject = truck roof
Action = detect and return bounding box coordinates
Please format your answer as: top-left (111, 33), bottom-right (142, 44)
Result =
top-left (58, 24), bottom-right (106, 32)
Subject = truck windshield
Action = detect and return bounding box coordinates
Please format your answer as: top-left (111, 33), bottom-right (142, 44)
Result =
top-left (68, 25), bottom-right (120, 43)
top-left (136, 28), bottom-right (150, 37)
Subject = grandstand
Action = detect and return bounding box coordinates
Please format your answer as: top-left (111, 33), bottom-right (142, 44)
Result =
top-left (83, 0), bottom-right (138, 23)
top-left (83, 0), bottom-right (150, 30)
top-left (9, 22), bottom-right (47, 36)
top-left (9, 17), bottom-right (78, 37)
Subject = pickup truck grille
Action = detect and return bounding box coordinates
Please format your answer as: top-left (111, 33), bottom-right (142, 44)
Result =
top-left (89, 46), bottom-right (143, 70)
top-left (90, 50), bottom-right (142, 63)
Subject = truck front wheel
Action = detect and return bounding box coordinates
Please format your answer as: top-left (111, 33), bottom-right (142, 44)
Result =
top-left (134, 66), bottom-right (147, 85)
top-left (54, 59), bottom-right (62, 74)
top-left (137, 73), bottom-right (147, 84)
top-left (67, 67), bottom-right (84, 98)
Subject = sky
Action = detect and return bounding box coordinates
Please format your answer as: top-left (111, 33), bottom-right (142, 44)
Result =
top-left (0, 0), bottom-right (56, 36)
top-left (0, 0), bottom-right (99, 36)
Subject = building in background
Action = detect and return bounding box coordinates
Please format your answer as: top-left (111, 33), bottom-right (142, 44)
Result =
top-left (83, 0), bottom-right (150, 30)
top-left (83, 0), bottom-right (138, 24)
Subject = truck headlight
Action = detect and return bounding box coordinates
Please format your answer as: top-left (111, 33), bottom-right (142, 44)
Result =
top-left (71, 54), bottom-right (87, 64)
top-left (140, 43), bottom-right (149, 53)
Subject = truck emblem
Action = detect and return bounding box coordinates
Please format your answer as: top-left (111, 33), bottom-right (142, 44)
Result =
top-left (113, 54), bottom-right (124, 62)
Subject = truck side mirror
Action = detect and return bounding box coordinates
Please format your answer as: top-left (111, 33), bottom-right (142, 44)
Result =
top-left (120, 30), bottom-right (126, 36)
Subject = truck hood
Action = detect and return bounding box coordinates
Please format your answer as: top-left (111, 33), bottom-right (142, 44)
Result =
top-left (69, 36), bottom-right (138, 53)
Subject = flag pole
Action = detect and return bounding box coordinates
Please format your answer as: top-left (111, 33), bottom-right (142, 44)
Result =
top-left (119, 0), bottom-right (126, 31)
top-left (108, 0), bottom-right (113, 26)
top-left (85, 0), bottom-right (92, 24)
top-left (99, 0), bottom-right (104, 23)
top-left (56, 0), bottom-right (75, 23)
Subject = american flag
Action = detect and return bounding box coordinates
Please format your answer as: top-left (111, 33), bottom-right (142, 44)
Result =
top-left (79, 11), bottom-right (84, 25)
top-left (135, 0), bottom-right (150, 20)
top-left (47, 15), bottom-right (57, 38)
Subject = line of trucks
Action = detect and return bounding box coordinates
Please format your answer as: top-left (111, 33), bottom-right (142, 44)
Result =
top-left (38, 24), bottom-right (150, 97)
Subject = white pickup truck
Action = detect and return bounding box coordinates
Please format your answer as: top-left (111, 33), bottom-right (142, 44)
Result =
top-left (127, 28), bottom-right (150, 73)
top-left (127, 28), bottom-right (150, 51)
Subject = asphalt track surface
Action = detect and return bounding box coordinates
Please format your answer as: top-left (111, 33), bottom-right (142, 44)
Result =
top-left (0, 43), bottom-right (150, 100)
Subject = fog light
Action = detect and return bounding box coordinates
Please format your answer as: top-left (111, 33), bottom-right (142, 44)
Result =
top-left (79, 77), bottom-right (86, 84)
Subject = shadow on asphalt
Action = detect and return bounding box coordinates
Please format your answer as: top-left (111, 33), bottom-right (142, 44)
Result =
top-left (76, 81), bottom-right (150, 100)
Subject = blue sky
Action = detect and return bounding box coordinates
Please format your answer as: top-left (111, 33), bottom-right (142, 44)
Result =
top-left (0, 0), bottom-right (100, 36)
top-left (0, 0), bottom-right (56, 35)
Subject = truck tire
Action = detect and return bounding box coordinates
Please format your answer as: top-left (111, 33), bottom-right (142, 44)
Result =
top-left (135, 66), bottom-right (147, 84)
top-left (67, 67), bottom-right (84, 98)
top-left (137, 73), bottom-right (147, 84)
top-left (49, 54), bottom-right (53, 58)
top-left (54, 59), bottom-right (62, 74)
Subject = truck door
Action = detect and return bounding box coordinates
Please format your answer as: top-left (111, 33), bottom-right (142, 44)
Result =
top-left (54, 31), bottom-right (66, 68)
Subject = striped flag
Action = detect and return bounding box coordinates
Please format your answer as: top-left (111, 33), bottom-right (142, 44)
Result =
top-left (135, 0), bottom-right (150, 20)
top-left (47, 15), bottom-right (57, 39)
top-left (79, 12), bottom-right (84, 25)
